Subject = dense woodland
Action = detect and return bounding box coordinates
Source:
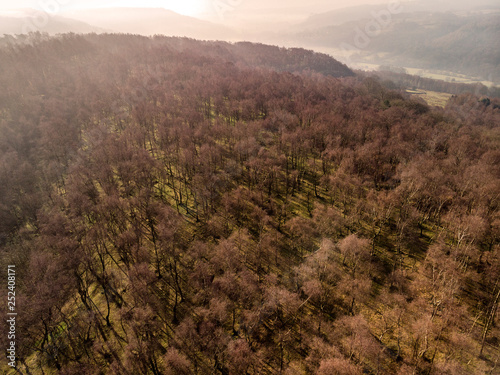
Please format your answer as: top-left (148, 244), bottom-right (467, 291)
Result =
top-left (0, 33), bottom-right (500, 374)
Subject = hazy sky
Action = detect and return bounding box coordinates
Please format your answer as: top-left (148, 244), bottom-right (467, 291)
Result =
top-left (1, 0), bottom-right (496, 25)
top-left (0, 0), bottom-right (395, 19)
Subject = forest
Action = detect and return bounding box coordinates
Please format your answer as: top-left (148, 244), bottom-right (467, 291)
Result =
top-left (0, 33), bottom-right (499, 374)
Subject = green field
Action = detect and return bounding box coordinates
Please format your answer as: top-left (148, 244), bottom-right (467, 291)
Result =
top-left (404, 67), bottom-right (497, 87)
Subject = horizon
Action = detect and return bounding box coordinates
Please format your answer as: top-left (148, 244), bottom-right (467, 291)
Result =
top-left (0, 0), bottom-right (412, 22)
top-left (1, 0), bottom-right (499, 28)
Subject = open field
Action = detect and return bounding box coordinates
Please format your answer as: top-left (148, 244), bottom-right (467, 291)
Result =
top-left (406, 89), bottom-right (454, 107)
top-left (309, 47), bottom-right (499, 87)
top-left (404, 67), bottom-right (497, 87)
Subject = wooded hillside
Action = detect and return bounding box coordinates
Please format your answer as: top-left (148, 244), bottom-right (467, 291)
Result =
top-left (0, 33), bottom-right (499, 374)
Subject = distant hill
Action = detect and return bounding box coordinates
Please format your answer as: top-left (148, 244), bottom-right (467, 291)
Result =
top-left (0, 7), bottom-right (233, 41)
top-left (0, 9), bottom-right (103, 35)
top-left (292, 10), bottom-right (500, 83)
top-left (298, 4), bottom-right (400, 29)
top-left (298, 0), bottom-right (500, 30)
top-left (63, 8), bottom-right (233, 40)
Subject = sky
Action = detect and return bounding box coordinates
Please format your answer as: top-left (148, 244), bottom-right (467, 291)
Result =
top-left (1, 0), bottom-right (497, 26)
top-left (0, 0), bottom-right (397, 19)
top-left (0, 0), bottom-right (209, 16)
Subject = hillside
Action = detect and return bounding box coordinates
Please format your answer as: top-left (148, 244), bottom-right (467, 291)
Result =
top-left (0, 9), bottom-right (103, 35)
top-left (0, 8), bottom-right (232, 40)
top-left (369, 69), bottom-right (500, 98)
top-left (63, 8), bottom-right (232, 40)
top-left (298, 0), bottom-right (500, 30)
top-left (292, 10), bottom-right (500, 83)
top-left (0, 33), bottom-right (499, 374)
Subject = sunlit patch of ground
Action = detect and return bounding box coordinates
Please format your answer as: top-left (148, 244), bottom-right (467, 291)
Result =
top-left (406, 89), bottom-right (453, 107)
